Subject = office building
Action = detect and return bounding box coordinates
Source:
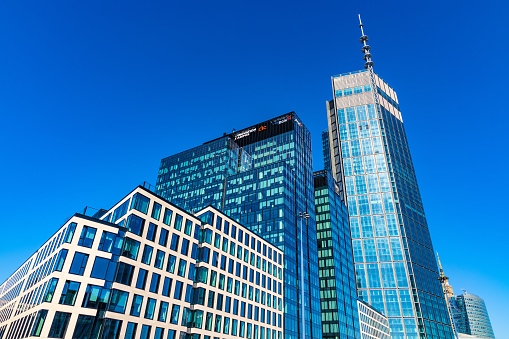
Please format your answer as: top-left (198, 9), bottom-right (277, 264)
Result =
top-left (323, 20), bottom-right (455, 338)
top-left (156, 113), bottom-right (322, 339)
top-left (313, 170), bottom-right (359, 339)
top-left (357, 300), bottom-right (390, 339)
top-left (450, 292), bottom-right (495, 339)
top-left (0, 185), bottom-right (284, 339)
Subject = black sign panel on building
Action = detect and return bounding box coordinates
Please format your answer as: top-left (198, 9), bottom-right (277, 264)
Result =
top-left (229, 113), bottom-right (296, 147)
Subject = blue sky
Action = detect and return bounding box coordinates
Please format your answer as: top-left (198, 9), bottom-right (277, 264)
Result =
top-left (0, 0), bottom-right (507, 336)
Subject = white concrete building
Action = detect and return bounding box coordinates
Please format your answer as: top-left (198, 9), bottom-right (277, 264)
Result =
top-left (357, 300), bottom-right (390, 339)
top-left (0, 185), bottom-right (284, 339)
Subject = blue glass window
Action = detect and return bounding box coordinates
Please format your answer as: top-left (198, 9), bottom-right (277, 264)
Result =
top-left (178, 259), bottom-right (187, 277)
top-left (170, 304), bottom-right (180, 324)
top-left (130, 294), bottom-right (143, 316)
top-left (136, 269), bottom-right (148, 290)
top-left (122, 237), bottom-right (140, 260)
top-left (141, 245), bottom-right (153, 265)
top-left (78, 226), bottom-right (96, 248)
top-left (158, 301), bottom-right (169, 322)
top-left (140, 325), bottom-right (151, 339)
top-left (69, 252), bottom-right (88, 276)
top-left (108, 289), bottom-right (129, 313)
top-left (154, 250), bottom-right (165, 269)
top-left (48, 311), bottom-right (71, 338)
top-left (127, 214), bottom-right (145, 237)
top-left (91, 256), bottom-right (117, 281)
top-left (149, 273), bottom-right (161, 293)
top-left (82, 284), bottom-right (110, 309)
top-left (144, 298), bottom-right (156, 319)
top-left (58, 280), bottom-right (80, 306)
top-left (64, 223), bottom-right (77, 243)
top-left (147, 223), bottom-right (157, 242)
top-left (170, 234), bottom-right (179, 251)
top-left (151, 202), bottom-right (162, 221)
top-left (98, 231), bottom-right (122, 254)
top-left (166, 254), bottom-right (176, 273)
top-left (162, 277), bottom-right (172, 297)
top-left (174, 214), bottom-right (183, 231)
top-left (131, 193), bottom-right (150, 214)
top-left (174, 281), bottom-right (183, 300)
top-left (112, 199), bottom-right (130, 223)
top-left (114, 262), bottom-right (134, 285)
top-left (163, 208), bottom-right (173, 226)
top-left (159, 228), bottom-right (169, 247)
top-left (124, 323), bottom-right (137, 339)
top-left (53, 249), bottom-right (68, 272)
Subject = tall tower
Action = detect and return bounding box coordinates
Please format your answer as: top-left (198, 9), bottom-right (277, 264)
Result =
top-left (450, 292), bottom-right (495, 338)
top-left (156, 113), bottom-right (322, 339)
top-left (324, 16), bottom-right (455, 338)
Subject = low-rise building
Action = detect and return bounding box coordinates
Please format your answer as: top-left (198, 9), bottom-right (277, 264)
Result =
top-left (0, 184), bottom-right (284, 339)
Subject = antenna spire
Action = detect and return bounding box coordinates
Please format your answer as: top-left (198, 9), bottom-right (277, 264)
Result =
top-left (358, 14), bottom-right (374, 69)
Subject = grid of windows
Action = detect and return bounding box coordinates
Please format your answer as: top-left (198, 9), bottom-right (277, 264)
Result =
top-left (0, 187), bottom-right (284, 339)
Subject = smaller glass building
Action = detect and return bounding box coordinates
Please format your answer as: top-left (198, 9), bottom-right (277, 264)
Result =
top-left (313, 170), bottom-right (359, 339)
top-left (450, 293), bottom-right (495, 339)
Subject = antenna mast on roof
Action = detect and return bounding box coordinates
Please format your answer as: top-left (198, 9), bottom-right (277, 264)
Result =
top-left (358, 14), bottom-right (374, 69)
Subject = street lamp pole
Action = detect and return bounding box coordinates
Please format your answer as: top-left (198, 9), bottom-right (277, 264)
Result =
top-left (298, 211), bottom-right (310, 339)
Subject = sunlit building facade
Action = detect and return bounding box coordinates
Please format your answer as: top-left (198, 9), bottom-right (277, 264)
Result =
top-left (0, 185), bottom-right (284, 339)
top-left (156, 113), bottom-right (322, 339)
top-left (324, 69), bottom-right (454, 339)
top-left (357, 300), bottom-right (390, 339)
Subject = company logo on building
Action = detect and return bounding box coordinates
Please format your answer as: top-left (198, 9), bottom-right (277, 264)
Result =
top-left (272, 115), bottom-right (292, 125)
top-left (258, 126), bottom-right (267, 131)
top-left (234, 127), bottom-right (257, 140)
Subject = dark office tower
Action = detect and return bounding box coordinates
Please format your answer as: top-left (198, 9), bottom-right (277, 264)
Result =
top-left (323, 18), bottom-right (455, 339)
top-left (313, 170), bottom-right (359, 339)
top-left (156, 113), bottom-right (322, 339)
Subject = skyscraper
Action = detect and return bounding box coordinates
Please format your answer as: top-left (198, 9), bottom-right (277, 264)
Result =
top-left (156, 113), bottom-right (322, 339)
top-left (450, 292), bottom-right (495, 339)
top-left (323, 17), bottom-right (455, 338)
top-left (313, 170), bottom-right (359, 339)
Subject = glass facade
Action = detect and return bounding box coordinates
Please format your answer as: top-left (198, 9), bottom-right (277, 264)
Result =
top-left (313, 170), bottom-right (359, 339)
top-left (326, 69), bottom-right (454, 339)
top-left (450, 293), bottom-right (495, 338)
top-left (156, 113), bottom-right (322, 339)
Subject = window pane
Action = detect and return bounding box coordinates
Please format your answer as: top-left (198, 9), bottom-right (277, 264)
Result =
top-left (69, 252), bottom-right (89, 276)
top-left (78, 226), bottom-right (96, 248)
top-left (59, 280), bottom-right (80, 306)
top-left (48, 311), bottom-right (71, 338)
top-left (108, 289), bottom-right (129, 313)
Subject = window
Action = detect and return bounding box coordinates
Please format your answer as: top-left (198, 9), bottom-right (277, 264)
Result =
top-left (124, 322), bottom-right (138, 339)
top-left (177, 259), bottom-right (187, 277)
top-left (166, 254), bottom-right (176, 273)
top-left (170, 304), bottom-right (180, 324)
top-left (154, 250), bottom-right (165, 270)
top-left (43, 278), bottom-right (58, 302)
top-left (184, 220), bottom-right (193, 236)
top-left (207, 291), bottom-right (215, 308)
top-left (147, 223), bottom-right (157, 242)
top-left (114, 262), bottom-right (134, 286)
top-left (144, 298), bottom-right (156, 319)
top-left (90, 257), bottom-right (117, 281)
top-left (181, 239), bottom-right (189, 256)
top-left (98, 231), bottom-right (123, 254)
top-left (58, 280), bottom-right (80, 306)
top-left (130, 294), bottom-right (144, 317)
top-left (53, 249), bottom-right (68, 272)
top-left (170, 234), bottom-right (180, 251)
top-left (159, 228), bottom-right (169, 247)
top-left (121, 237), bottom-right (140, 260)
top-left (136, 269), bottom-right (148, 290)
top-left (64, 223), bottom-right (77, 243)
top-left (78, 226), bottom-right (96, 248)
top-left (162, 277), bottom-right (172, 297)
top-left (149, 273), bottom-right (161, 293)
top-left (112, 199), bottom-right (130, 222)
top-left (163, 208), bottom-right (173, 226)
top-left (151, 202), bottom-right (162, 220)
top-left (69, 252), bottom-right (89, 276)
top-left (158, 301), bottom-right (169, 322)
top-left (48, 311), bottom-right (71, 338)
top-left (174, 214), bottom-right (183, 231)
top-left (131, 193), bottom-right (150, 214)
top-left (127, 214), bottom-right (145, 236)
top-left (141, 245), bottom-right (153, 265)
top-left (31, 309), bottom-right (48, 337)
top-left (72, 315), bottom-right (95, 338)
top-left (174, 281), bottom-right (183, 300)
top-left (108, 289), bottom-right (129, 313)
top-left (140, 325), bottom-right (151, 339)
top-left (82, 284), bottom-right (109, 309)
top-left (185, 284), bottom-right (193, 302)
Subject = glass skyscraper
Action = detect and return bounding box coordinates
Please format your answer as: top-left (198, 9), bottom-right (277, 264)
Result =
top-left (156, 113), bottom-right (322, 339)
top-left (313, 170), bottom-right (359, 339)
top-left (324, 69), bottom-right (454, 339)
top-left (450, 292), bottom-right (495, 338)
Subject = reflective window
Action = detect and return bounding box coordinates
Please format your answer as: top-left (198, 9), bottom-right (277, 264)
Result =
top-left (48, 311), bottom-right (71, 338)
top-left (130, 294), bottom-right (143, 317)
top-left (78, 226), bottom-right (96, 248)
top-left (98, 231), bottom-right (123, 254)
top-left (69, 252), bottom-right (89, 276)
top-left (108, 289), bottom-right (129, 313)
top-left (121, 237), bottom-right (140, 260)
top-left (131, 193), bottom-right (150, 214)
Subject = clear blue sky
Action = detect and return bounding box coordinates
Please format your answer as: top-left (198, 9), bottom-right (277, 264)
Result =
top-left (0, 0), bottom-right (507, 336)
